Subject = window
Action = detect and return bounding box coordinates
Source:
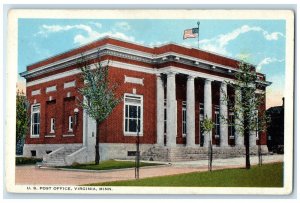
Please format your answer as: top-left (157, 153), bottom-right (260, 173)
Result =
top-left (199, 103), bottom-right (204, 146)
top-left (50, 118), bottom-right (55, 133)
top-left (229, 112), bottom-right (235, 139)
top-left (31, 150), bottom-right (36, 157)
top-left (68, 116), bottom-right (73, 132)
top-left (31, 104), bottom-right (40, 137)
top-left (182, 101), bottom-right (187, 137)
top-left (214, 105), bottom-right (220, 139)
top-left (124, 94), bottom-right (143, 135)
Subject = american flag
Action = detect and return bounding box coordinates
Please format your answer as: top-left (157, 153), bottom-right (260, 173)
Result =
top-left (183, 28), bottom-right (199, 39)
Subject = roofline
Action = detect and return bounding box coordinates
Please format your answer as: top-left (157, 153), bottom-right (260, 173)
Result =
top-left (26, 35), bottom-right (260, 72)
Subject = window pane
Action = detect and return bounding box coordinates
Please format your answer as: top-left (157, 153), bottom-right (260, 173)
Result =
top-left (138, 106), bottom-right (141, 119)
top-left (33, 124), bottom-right (38, 135)
top-left (125, 105), bottom-right (128, 117)
top-left (129, 105), bottom-right (137, 118)
top-left (138, 119), bottom-right (141, 132)
top-left (37, 124), bottom-right (40, 134)
top-left (33, 113), bottom-right (38, 123)
top-left (129, 119), bottom-right (137, 132)
top-left (125, 119), bottom-right (128, 132)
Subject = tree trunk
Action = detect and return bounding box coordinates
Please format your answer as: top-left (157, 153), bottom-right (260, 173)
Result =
top-left (243, 88), bottom-right (251, 169)
top-left (244, 128), bottom-right (250, 169)
top-left (95, 120), bottom-right (100, 165)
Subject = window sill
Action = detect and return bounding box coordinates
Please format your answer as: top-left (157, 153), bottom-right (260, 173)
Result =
top-left (124, 133), bottom-right (143, 136)
top-left (30, 135), bottom-right (40, 138)
top-left (63, 134), bottom-right (75, 137)
top-left (45, 134), bottom-right (55, 138)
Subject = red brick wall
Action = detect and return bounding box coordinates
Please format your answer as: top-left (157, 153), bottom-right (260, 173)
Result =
top-left (25, 74), bottom-right (84, 145)
top-left (257, 90), bottom-right (267, 145)
top-left (45, 100), bottom-right (56, 135)
top-left (98, 66), bottom-right (157, 144)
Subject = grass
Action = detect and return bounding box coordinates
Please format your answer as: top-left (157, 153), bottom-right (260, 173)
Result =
top-left (16, 157), bottom-right (43, 165)
top-left (61, 160), bottom-right (162, 171)
top-left (85, 162), bottom-right (283, 187)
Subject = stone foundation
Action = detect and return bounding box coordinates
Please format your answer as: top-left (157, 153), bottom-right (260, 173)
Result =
top-left (142, 145), bottom-right (269, 162)
top-left (23, 143), bottom-right (268, 163)
top-left (23, 143), bottom-right (83, 158)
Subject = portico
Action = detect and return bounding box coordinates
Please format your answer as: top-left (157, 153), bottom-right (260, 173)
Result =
top-left (156, 69), bottom-right (258, 149)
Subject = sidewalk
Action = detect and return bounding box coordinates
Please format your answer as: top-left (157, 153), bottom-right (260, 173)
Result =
top-left (15, 154), bottom-right (283, 186)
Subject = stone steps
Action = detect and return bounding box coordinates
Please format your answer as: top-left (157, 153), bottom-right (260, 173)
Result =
top-left (42, 146), bottom-right (82, 166)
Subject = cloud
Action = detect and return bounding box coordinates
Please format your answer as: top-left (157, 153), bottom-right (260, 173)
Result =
top-left (36, 23), bottom-right (137, 45)
top-left (114, 22), bottom-right (131, 31)
top-left (89, 22), bottom-right (102, 28)
top-left (263, 31), bottom-right (285, 41)
top-left (149, 40), bottom-right (168, 47)
top-left (256, 57), bottom-right (285, 71)
top-left (197, 25), bottom-right (285, 56)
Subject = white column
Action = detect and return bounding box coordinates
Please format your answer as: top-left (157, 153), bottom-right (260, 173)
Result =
top-left (220, 82), bottom-right (229, 147)
top-left (166, 71), bottom-right (177, 147)
top-left (156, 74), bottom-right (164, 146)
top-left (235, 88), bottom-right (244, 146)
top-left (186, 75), bottom-right (196, 147)
top-left (203, 79), bottom-right (212, 147)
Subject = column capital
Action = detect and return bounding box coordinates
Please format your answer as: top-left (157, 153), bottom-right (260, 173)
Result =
top-left (187, 75), bottom-right (196, 81)
top-left (221, 81), bottom-right (228, 86)
top-left (204, 78), bottom-right (213, 85)
top-left (166, 71), bottom-right (177, 77)
top-left (156, 73), bottom-right (162, 77)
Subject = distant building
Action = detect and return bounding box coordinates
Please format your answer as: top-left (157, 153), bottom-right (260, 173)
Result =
top-left (20, 37), bottom-right (271, 165)
top-left (266, 98), bottom-right (284, 153)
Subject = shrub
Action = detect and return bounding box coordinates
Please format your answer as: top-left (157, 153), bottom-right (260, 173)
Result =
top-left (16, 157), bottom-right (43, 165)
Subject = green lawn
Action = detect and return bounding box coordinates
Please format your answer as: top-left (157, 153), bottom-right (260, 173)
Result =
top-left (85, 162), bottom-right (283, 187)
top-left (61, 160), bottom-right (162, 170)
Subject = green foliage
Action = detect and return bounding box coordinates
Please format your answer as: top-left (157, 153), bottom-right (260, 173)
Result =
top-left (61, 160), bottom-right (162, 170)
top-left (16, 90), bottom-right (29, 145)
top-left (221, 61), bottom-right (269, 135)
top-left (16, 157), bottom-right (43, 165)
top-left (201, 116), bottom-right (214, 133)
top-left (85, 162), bottom-right (283, 187)
top-left (78, 54), bottom-right (120, 123)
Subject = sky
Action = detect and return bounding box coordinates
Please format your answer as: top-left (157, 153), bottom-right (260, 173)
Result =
top-left (18, 19), bottom-right (286, 108)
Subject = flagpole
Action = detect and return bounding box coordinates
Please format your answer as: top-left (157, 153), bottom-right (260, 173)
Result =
top-left (197, 21), bottom-right (200, 49)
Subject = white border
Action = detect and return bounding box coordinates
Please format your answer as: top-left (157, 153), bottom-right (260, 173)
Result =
top-left (5, 9), bottom-right (294, 195)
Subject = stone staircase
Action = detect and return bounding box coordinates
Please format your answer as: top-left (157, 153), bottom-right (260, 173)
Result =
top-left (42, 146), bottom-right (82, 167)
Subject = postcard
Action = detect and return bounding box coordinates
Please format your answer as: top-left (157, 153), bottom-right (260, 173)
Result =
top-left (6, 9), bottom-right (294, 195)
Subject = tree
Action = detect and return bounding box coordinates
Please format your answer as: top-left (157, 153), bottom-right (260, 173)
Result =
top-left (201, 116), bottom-right (214, 171)
top-left (78, 54), bottom-right (120, 165)
top-left (16, 90), bottom-right (29, 154)
top-left (221, 61), bottom-right (269, 169)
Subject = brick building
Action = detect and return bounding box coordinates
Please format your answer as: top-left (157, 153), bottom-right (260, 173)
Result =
top-left (20, 37), bottom-right (271, 165)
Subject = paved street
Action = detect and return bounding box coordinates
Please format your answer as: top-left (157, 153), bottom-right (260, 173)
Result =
top-left (15, 154), bottom-right (283, 186)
